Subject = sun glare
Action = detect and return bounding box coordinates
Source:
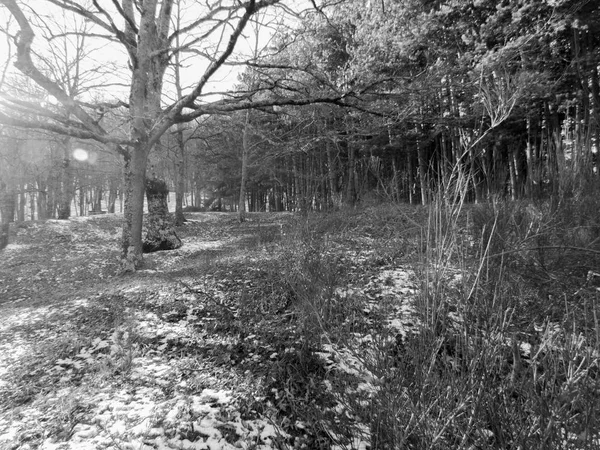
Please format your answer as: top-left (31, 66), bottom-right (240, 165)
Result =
top-left (73, 148), bottom-right (89, 161)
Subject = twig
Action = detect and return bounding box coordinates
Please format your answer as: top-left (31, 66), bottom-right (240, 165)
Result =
top-left (486, 245), bottom-right (600, 259)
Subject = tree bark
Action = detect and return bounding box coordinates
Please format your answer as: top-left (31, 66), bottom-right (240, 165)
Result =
top-left (121, 145), bottom-right (148, 271)
top-left (143, 176), bottom-right (182, 253)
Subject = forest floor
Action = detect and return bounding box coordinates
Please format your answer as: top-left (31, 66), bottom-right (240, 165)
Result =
top-left (0, 207), bottom-right (422, 450)
top-left (0, 203), bottom-right (599, 450)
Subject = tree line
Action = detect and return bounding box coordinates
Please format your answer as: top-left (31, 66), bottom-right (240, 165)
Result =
top-left (0, 0), bottom-right (598, 266)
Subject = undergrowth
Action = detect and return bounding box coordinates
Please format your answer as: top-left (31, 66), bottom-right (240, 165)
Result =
top-left (249, 183), bottom-right (600, 448)
top-left (2, 196), bottom-right (599, 449)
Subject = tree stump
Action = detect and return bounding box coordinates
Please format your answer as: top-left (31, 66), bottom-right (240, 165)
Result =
top-left (142, 177), bottom-right (183, 253)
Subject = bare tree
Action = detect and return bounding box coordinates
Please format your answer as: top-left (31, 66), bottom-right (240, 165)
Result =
top-left (0, 0), bottom-right (351, 271)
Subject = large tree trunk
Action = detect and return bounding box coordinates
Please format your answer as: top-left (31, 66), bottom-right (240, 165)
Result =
top-left (119, 0), bottom-right (171, 270)
top-left (143, 176), bottom-right (182, 253)
top-left (121, 146), bottom-right (148, 271)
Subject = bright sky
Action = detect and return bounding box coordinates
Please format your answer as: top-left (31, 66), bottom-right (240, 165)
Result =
top-left (0, 0), bottom-right (311, 107)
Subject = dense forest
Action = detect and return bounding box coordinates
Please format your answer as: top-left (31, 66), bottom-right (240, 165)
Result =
top-left (1, 0), bottom-right (599, 256)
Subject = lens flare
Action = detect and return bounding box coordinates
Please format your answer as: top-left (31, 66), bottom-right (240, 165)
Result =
top-left (73, 148), bottom-right (89, 161)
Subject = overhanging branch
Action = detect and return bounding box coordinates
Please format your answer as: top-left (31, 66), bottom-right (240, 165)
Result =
top-left (0, 0), bottom-right (121, 146)
top-left (148, 0), bottom-right (281, 148)
top-left (175, 93), bottom-right (353, 122)
top-left (0, 111), bottom-right (131, 146)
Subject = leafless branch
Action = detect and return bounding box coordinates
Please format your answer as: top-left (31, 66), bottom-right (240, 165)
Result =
top-left (167, 3), bottom-right (232, 44)
top-left (0, 0), bottom-right (126, 149)
top-left (0, 111), bottom-right (130, 146)
top-left (0, 14), bottom-right (13, 90)
top-left (109, 0), bottom-right (138, 34)
top-left (176, 92), bottom-right (352, 122)
top-left (48, 31), bottom-right (120, 43)
top-left (44, 0), bottom-right (136, 52)
top-left (149, 0), bottom-right (281, 147)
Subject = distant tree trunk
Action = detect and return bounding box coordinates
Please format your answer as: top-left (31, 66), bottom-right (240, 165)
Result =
top-left (293, 155), bottom-right (307, 213)
top-left (0, 182), bottom-right (15, 250)
top-left (549, 104), bottom-right (567, 194)
top-left (238, 109), bottom-right (251, 222)
top-left (195, 184), bottom-right (202, 208)
top-left (525, 115), bottom-right (540, 198)
top-left (345, 144), bottom-right (358, 206)
top-left (173, 17), bottom-right (187, 226)
top-left (57, 135), bottom-right (73, 220)
top-left (319, 147), bottom-right (327, 209)
top-left (107, 179), bottom-right (118, 213)
top-left (78, 186), bottom-right (85, 217)
top-left (572, 28), bottom-right (592, 178)
top-left (47, 169), bottom-right (60, 219)
top-left (391, 158), bottom-right (399, 202)
top-left (29, 185), bottom-right (35, 221)
top-left (17, 182), bottom-right (25, 222)
top-left (591, 65), bottom-right (600, 172)
top-left (37, 178), bottom-right (47, 220)
top-left (174, 127), bottom-right (187, 225)
top-left (90, 187), bottom-right (100, 212)
top-left (143, 176), bottom-right (182, 253)
top-left (326, 139), bottom-right (340, 208)
top-left (508, 146), bottom-right (518, 201)
top-left (407, 147), bottom-right (415, 204)
top-left (416, 141), bottom-right (428, 205)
